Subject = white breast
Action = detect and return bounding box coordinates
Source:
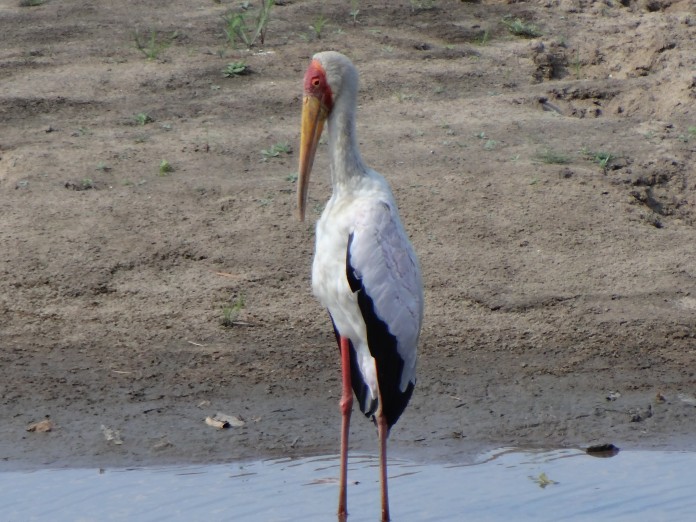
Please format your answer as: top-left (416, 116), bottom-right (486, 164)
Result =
top-left (311, 173), bottom-right (423, 398)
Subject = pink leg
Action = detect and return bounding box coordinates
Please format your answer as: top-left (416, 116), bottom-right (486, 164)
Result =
top-left (377, 411), bottom-right (390, 522)
top-left (338, 336), bottom-right (353, 520)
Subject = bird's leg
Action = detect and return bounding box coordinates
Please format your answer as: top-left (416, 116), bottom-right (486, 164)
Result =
top-left (338, 336), bottom-right (353, 520)
top-left (377, 407), bottom-right (390, 522)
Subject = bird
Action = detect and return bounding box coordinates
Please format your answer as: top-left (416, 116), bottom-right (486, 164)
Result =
top-left (296, 51), bottom-right (424, 521)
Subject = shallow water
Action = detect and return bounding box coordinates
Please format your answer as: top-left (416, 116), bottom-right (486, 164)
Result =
top-left (1, 448), bottom-right (694, 521)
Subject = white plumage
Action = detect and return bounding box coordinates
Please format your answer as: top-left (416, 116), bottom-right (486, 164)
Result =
top-left (297, 51), bottom-right (423, 522)
top-left (313, 182), bottom-right (423, 398)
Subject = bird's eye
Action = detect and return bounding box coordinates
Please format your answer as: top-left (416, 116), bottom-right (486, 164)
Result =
top-left (312, 77), bottom-right (321, 87)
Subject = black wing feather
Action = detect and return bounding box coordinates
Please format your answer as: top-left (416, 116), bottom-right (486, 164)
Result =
top-left (346, 233), bottom-right (415, 430)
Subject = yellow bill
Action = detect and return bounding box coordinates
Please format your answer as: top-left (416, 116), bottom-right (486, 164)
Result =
top-left (297, 95), bottom-right (328, 221)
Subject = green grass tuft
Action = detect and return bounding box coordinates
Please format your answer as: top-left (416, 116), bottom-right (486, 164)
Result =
top-left (580, 147), bottom-right (614, 169)
top-left (502, 17), bottom-right (542, 38)
top-left (310, 15), bottom-right (328, 39)
top-left (261, 142), bottom-right (292, 160)
top-left (222, 61), bottom-right (250, 77)
top-left (221, 294), bottom-right (245, 327)
top-left (134, 112), bottom-right (153, 126)
top-left (222, 0), bottom-right (274, 49)
top-left (536, 148), bottom-right (571, 165)
top-left (133, 29), bottom-right (177, 60)
top-left (158, 160), bottom-right (174, 175)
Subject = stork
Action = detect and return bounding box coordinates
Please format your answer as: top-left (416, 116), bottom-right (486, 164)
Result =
top-left (297, 51), bottom-right (424, 521)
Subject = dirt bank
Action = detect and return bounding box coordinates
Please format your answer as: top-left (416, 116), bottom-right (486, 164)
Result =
top-left (1, 0), bottom-right (695, 471)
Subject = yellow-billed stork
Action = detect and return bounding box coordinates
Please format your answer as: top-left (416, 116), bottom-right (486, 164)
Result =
top-left (297, 51), bottom-right (424, 521)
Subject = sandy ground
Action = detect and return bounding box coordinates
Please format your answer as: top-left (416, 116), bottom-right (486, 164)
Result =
top-left (1, 0), bottom-right (695, 471)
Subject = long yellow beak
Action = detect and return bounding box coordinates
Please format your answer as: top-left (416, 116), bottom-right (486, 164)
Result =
top-left (297, 95), bottom-right (327, 221)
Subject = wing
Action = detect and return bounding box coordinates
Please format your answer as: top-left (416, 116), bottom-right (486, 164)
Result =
top-left (346, 199), bottom-right (423, 428)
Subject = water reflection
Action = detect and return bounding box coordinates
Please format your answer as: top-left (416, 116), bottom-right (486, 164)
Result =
top-left (0, 448), bottom-right (694, 521)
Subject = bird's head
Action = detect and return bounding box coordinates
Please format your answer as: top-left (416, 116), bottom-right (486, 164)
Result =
top-left (297, 51), bottom-right (357, 221)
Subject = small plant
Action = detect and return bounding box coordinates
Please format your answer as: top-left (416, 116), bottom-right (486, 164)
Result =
top-left (349, 0), bottom-right (360, 24)
top-left (222, 0), bottom-right (274, 49)
top-left (536, 148), bottom-right (571, 165)
top-left (19, 0), bottom-right (46, 6)
top-left (483, 139), bottom-right (498, 151)
top-left (261, 142), bottom-right (291, 160)
top-left (502, 16), bottom-right (542, 38)
top-left (223, 12), bottom-right (247, 47)
top-left (310, 15), bottom-right (328, 39)
top-left (594, 152), bottom-right (613, 169)
top-left (81, 178), bottom-right (94, 189)
top-left (96, 161), bottom-right (112, 172)
top-left (285, 173), bottom-right (298, 183)
top-left (394, 91), bottom-right (416, 103)
top-left (581, 147), bottom-right (614, 170)
top-left (477, 29), bottom-right (490, 46)
top-left (134, 112), bottom-right (153, 126)
top-left (221, 294), bottom-right (245, 327)
top-left (158, 160), bottom-right (174, 175)
top-left (410, 0), bottom-right (435, 11)
top-left (133, 29), bottom-right (177, 60)
top-left (222, 61), bottom-right (250, 77)
top-left (688, 126), bottom-right (696, 138)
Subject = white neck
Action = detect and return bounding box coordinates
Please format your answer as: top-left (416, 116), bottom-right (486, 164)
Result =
top-left (327, 92), bottom-right (367, 189)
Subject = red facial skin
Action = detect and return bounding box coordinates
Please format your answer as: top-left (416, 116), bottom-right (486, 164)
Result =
top-left (304, 59), bottom-right (334, 111)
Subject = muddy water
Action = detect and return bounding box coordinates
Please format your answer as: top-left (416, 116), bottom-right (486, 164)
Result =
top-left (1, 448), bottom-right (693, 521)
